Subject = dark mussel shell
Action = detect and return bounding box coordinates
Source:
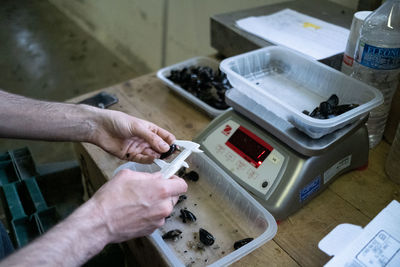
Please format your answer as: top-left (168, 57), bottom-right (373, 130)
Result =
top-left (234, 238), bottom-right (254, 250)
top-left (177, 195), bottom-right (187, 204)
top-left (183, 171), bottom-right (199, 182)
top-left (166, 66), bottom-right (232, 110)
top-left (333, 103), bottom-right (359, 115)
top-left (160, 144), bottom-right (177, 159)
top-left (162, 229), bottom-right (182, 240)
top-left (327, 94), bottom-right (339, 107)
top-left (305, 94), bottom-right (358, 119)
top-left (179, 209), bottom-right (196, 223)
top-left (199, 228), bottom-right (215, 246)
top-left (319, 101), bottom-right (333, 118)
top-left (177, 167), bottom-right (187, 177)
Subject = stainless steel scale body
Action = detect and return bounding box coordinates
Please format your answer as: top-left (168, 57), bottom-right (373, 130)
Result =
top-left (194, 89), bottom-right (369, 220)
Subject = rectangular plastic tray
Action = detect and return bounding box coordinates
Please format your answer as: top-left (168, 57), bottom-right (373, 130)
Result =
top-left (115, 153), bottom-right (277, 267)
top-left (0, 161), bottom-right (19, 185)
top-left (0, 148), bottom-right (38, 185)
top-left (36, 207), bottom-right (59, 233)
top-left (10, 148), bottom-right (38, 180)
top-left (24, 178), bottom-right (49, 212)
top-left (220, 46), bottom-right (383, 139)
top-left (3, 182), bottom-right (27, 220)
top-left (12, 216), bottom-right (41, 247)
top-left (157, 57), bottom-right (229, 118)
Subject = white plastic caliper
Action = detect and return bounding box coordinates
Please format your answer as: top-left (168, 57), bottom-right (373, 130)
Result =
top-left (153, 140), bottom-right (203, 179)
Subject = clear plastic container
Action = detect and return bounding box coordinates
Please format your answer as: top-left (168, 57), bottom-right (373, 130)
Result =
top-left (114, 153), bottom-right (277, 267)
top-left (220, 46), bottom-right (384, 139)
top-left (157, 57), bottom-right (229, 118)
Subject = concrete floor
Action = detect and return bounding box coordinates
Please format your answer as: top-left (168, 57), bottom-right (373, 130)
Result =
top-left (0, 0), bottom-right (146, 163)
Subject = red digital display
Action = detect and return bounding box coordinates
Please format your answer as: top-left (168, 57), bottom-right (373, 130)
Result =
top-left (225, 126), bottom-right (273, 168)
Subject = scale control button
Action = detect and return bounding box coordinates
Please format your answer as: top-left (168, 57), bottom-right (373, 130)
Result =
top-left (224, 152), bottom-right (235, 161)
top-left (247, 169), bottom-right (258, 179)
top-left (269, 155), bottom-right (280, 164)
top-left (215, 144), bottom-right (225, 154)
top-left (235, 161), bottom-right (247, 171)
top-left (262, 181), bottom-right (269, 188)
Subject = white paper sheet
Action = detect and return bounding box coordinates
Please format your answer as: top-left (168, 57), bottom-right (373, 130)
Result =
top-left (236, 9), bottom-right (350, 60)
top-left (319, 200), bottom-right (400, 267)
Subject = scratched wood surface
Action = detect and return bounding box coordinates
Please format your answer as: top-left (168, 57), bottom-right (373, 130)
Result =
top-left (72, 72), bottom-right (400, 267)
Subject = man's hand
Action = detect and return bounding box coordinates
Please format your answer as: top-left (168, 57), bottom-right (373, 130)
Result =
top-left (0, 170), bottom-right (188, 267)
top-left (92, 169), bottom-right (187, 243)
top-left (90, 109), bottom-right (175, 163)
top-left (0, 90), bottom-right (175, 164)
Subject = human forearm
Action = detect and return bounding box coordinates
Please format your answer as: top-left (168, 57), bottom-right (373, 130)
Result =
top-left (0, 199), bottom-right (109, 267)
top-left (0, 90), bottom-right (98, 142)
top-left (0, 89), bottom-right (176, 162)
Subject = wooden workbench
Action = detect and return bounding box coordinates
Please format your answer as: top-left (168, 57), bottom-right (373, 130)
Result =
top-left (72, 73), bottom-right (400, 267)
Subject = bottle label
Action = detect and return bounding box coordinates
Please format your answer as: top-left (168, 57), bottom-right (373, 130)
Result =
top-left (343, 53), bottom-right (354, 67)
top-left (357, 43), bottom-right (400, 70)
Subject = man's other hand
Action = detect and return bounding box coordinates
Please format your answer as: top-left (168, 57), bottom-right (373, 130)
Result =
top-left (90, 109), bottom-right (175, 163)
top-left (91, 169), bottom-right (187, 243)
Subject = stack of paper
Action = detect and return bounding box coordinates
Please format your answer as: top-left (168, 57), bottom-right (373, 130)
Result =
top-left (236, 9), bottom-right (350, 60)
top-left (319, 200), bottom-right (400, 266)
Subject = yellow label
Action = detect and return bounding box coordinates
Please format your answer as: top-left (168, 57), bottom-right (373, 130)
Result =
top-left (303, 22), bottom-right (321, 30)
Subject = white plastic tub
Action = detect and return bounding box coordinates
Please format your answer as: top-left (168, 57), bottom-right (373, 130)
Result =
top-left (157, 57), bottom-right (229, 118)
top-left (115, 153), bottom-right (277, 267)
top-left (220, 46), bottom-right (384, 138)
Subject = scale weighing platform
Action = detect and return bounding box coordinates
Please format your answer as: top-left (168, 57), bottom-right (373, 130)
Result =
top-left (194, 89), bottom-right (369, 220)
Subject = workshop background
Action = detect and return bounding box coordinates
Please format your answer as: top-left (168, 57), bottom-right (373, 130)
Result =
top-left (0, 0), bottom-right (367, 163)
top-left (0, 0), bottom-right (386, 266)
top-left (49, 0), bottom-right (359, 71)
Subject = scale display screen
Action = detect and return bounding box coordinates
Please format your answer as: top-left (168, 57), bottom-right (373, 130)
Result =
top-left (225, 126), bottom-right (273, 168)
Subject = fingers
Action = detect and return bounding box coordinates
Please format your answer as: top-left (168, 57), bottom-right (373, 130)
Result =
top-left (126, 149), bottom-right (158, 164)
top-left (116, 171), bottom-right (186, 209)
top-left (141, 172), bottom-right (187, 198)
top-left (145, 132), bottom-right (170, 153)
top-left (134, 123), bottom-right (175, 153)
top-left (154, 127), bottom-right (176, 147)
top-left (131, 154), bottom-right (156, 164)
top-left (93, 169), bottom-right (186, 243)
top-left (157, 175), bottom-right (188, 197)
top-left (124, 138), bottom-right (159, 163)
top-left (171, 195), bottom-right (179, 206)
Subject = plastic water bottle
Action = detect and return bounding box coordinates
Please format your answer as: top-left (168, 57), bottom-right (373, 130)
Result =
top-left (351, 0), bottom-right (400, 148)
top-left (341, 11), bottom-right (371, 75)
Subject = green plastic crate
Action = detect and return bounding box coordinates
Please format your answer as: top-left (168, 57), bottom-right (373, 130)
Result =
top-left (9, 148), bottom-right (38, 180)
top-left (36, 207), bottom-right (59, 233)
top-left (0, 148), bottom-right (38, 186)
top-left (11, 216), bottom-right (41, 247)
top-left (0, 148), bottom-right (83, 248)
top-left (24, 178), bottom-right (48, 212)
top-left (0, 161), bottom-right (20, 187)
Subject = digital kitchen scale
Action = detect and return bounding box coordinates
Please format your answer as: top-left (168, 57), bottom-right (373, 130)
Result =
top-left (194, 89), bottom-right (369, 220)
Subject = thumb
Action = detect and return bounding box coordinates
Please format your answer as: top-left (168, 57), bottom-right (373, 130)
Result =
top-left (134, 126), bottom-right (171, 153)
